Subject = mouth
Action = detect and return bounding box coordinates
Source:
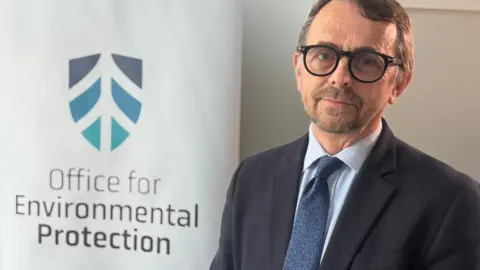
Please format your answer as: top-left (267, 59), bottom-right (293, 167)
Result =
top-left (321, 98), bottom-right (354, 106)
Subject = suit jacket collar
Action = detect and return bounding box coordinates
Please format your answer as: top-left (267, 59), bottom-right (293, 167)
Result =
top-left (268, 118), bottom-right (397, 270)
top-left (268, 131), bottom-right (309, 270)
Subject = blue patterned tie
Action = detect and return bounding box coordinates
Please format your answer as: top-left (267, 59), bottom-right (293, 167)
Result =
top-left (283, 155), bottom-right (344, 270)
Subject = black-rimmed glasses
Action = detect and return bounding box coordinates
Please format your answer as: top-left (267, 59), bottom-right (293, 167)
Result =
top-left (299, 45), bottom-right (403, 83)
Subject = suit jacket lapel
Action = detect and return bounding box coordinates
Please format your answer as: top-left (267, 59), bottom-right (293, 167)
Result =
top-left (319, 119), bottom-right (397, 270)
top-left (268, 134), bottom-right (309, 270)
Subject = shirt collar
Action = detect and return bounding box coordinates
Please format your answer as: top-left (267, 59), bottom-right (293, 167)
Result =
top-left (303, 121), bottom-right (383, 173)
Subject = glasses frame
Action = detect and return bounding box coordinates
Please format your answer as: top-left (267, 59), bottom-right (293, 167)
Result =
top-left (299, 45), bottom-right (403, 83)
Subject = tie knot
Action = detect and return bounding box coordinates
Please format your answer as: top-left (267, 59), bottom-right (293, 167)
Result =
top-left (314, 156), bottom-right (343, 181)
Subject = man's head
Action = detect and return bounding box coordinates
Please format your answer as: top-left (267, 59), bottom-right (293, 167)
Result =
top-left (294, 0), bottom-right (413, 134)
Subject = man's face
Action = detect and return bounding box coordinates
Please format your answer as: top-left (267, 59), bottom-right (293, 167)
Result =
top-left (294, 0), bottom-right (407, 134)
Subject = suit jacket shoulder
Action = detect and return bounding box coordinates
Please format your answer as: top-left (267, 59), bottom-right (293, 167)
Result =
top-left (236, 135), bottom-right (308, 181)
top-left (392, 137), bottom-right (478, 201)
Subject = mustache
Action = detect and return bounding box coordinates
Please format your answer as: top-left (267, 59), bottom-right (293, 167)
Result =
top-left (312, 86), bottom-right (363, 107)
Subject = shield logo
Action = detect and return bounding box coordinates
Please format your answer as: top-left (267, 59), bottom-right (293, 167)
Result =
top-left (68, 53), bottom-right (143, 152)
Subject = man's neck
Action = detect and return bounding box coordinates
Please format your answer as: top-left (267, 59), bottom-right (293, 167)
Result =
top-left (312, 118), bottom-right (382, 155)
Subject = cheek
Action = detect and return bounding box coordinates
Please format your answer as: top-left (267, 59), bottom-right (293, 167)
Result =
top-left (300, 88), bottom-right (314, 110)
top-left (300, 75), bottom-right (328, 99)
top-left (355, 82), bottom-right (392, 108)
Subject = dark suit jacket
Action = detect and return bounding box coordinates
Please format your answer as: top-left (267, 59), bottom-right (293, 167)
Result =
top-left (209, 119), bottom-right (480, 270)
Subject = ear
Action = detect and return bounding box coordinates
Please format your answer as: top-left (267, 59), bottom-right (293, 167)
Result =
top-left (388, 71), bottom-right (412, 104)
top-left (293, 51), bottom-right (302, 91)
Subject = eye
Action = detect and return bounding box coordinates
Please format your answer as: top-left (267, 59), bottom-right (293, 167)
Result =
top-left (360, 54), bottom-right (378, 66)
top-left (353, 52), bottom-right (384, 70)
top-left (318, 52), bottom-right (331, 61)
top-left (304, 47), bottom-right (337, 74)
top-left (309, 47), bottom-right (336, 62)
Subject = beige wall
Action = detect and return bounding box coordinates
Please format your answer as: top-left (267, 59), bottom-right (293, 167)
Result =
top-left (240, 2), bottom-right (480, 180)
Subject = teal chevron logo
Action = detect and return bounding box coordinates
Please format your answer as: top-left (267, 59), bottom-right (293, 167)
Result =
top-left (68, 53), bottom-right (143, 152)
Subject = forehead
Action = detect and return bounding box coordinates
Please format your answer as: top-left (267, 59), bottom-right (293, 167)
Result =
top-left (306, 1), bottom-right (397, 54)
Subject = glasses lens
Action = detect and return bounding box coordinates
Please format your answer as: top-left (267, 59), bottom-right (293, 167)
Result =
top-left (305, 46), bottom-right (337, 75)
top-left (351, 52), bottom-right (386, 82)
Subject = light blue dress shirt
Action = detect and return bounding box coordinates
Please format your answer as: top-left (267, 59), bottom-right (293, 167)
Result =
top-left (295, 121), bottom-right (383, 261)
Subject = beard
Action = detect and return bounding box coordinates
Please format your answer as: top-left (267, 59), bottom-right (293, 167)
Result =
top-left (305, 85), bottom-right (364, 134)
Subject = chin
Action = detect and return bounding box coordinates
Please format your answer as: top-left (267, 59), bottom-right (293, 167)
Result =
top-left (314, 115), bottom-right (359, 134)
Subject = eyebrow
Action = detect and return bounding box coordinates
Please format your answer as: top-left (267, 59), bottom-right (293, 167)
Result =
top-left (313, 41), bottom-right (382, 53)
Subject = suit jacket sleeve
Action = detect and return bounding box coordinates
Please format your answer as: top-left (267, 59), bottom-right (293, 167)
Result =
top-left (209, 161), bottom-right (243, 270)
top-left (424, 180), bottom-right (480, 269)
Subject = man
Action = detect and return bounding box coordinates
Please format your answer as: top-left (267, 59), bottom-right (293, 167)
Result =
top-left (210, 0), bottom-right (480, 269)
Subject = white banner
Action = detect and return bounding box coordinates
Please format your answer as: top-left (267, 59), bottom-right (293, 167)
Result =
top-left (0, 1), bottom-right (241, 269)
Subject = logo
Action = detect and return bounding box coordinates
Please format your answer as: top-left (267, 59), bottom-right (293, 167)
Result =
top-left (68, 53), bottom-right (143, 152)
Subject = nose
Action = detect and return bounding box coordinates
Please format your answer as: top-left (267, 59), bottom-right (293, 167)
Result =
top-left (328, 57), bottom-right (352, 87)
